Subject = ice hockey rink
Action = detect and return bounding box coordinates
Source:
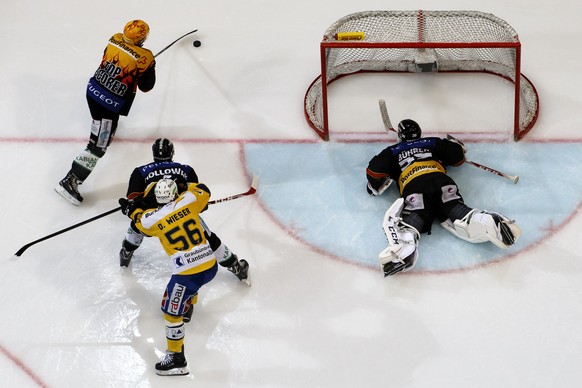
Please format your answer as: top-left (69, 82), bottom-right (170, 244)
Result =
top-left (1, 0), bottom-right (582, 387)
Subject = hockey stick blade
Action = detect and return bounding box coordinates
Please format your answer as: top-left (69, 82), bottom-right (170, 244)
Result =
top-left (208, 174), bottom-right (259, 205)
top-left (378, 99), bottom-right (396, 133)
top-left (154, 29), bottom-right (198, 58)
top-left (465, 160), bottom-right (519, 184)
top-left (13, 206), bottom-right (122, 257)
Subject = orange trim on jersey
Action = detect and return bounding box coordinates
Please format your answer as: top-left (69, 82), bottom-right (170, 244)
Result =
top-left (366, 168), bottom-right (389, 180)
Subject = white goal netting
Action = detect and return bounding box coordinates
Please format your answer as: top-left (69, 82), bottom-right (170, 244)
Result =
top-left (304, 10), bottom-right (539, 141)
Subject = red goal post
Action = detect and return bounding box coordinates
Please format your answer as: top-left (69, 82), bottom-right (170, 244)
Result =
top-left (304, 10), bottom-right (540, 141)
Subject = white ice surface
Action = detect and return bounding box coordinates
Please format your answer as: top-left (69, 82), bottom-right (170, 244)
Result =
top-left (1, 1), bottom-right (582, 387)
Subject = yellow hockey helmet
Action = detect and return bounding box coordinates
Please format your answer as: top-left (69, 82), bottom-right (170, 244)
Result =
top-left (123, 20), bottom-right (150, 46)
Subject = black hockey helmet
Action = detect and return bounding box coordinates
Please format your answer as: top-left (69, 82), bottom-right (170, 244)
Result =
top-left (397, 119), bottom-right (422, 142)
top-left (152, 138), bottom-right (174, 161)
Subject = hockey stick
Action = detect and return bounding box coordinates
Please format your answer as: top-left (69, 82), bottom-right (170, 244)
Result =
top-left (378, 99), bottom-right (519, 184)
top-left (378, 99), bottom-right (396, 132)
top-left (209, 174), bottom-right (259, 204)
top-left (13, 207), bottom-right (122, 257)
top-left (445, 135), bottom-right (519, 184)
top-left (154, 29), bottom-right (198, 58)
top-left (465, 160), bottom-right (519, 184)
top-left (13, 175), bottom-right (259, 257)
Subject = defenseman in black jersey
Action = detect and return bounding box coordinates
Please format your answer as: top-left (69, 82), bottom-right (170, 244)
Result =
top-left (119, 138), bottom-right (250, 289)
top-left (366, 119), bottom-right (521, 276)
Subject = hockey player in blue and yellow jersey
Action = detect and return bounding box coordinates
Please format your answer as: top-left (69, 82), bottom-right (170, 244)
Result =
top-left (119, 178), bottom-right (250, 375)
top-left (56, 20), bottom-right (156, 206)
top-left (125, 179), bottom-right (213, 376)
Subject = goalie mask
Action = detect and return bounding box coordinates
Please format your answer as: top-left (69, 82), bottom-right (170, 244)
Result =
top-left (397, 119), bottom-right (422, 142)
top-left (155, 179), bottom-right (178, 204)
top-left (152, 138), bottom-right (174, 162)
top-left (123, 20), bottom-right (150, 46)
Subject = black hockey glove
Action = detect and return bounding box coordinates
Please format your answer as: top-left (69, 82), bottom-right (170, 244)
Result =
top-left (197, 183), bottom-right (211, 213)
top-left (119, 197), bottom-right (140, 217)
top-left (197, 183), bottom-right (211, 195)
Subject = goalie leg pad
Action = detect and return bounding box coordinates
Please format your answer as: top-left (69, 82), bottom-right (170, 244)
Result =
top-left (441, 210), bottom-right (521, 249)
top-left (380, 198), bottom-right (420, 276)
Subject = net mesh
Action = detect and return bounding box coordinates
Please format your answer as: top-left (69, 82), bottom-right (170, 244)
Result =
top-left (305, 10), bottom-right (539, 141)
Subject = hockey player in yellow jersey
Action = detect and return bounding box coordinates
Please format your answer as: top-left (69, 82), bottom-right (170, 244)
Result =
top-left (120, 179), bottom-right (249, 376)
top-left (56, 20), bottom-right (156, 206)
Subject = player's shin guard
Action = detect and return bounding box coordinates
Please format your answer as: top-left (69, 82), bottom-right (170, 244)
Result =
top-left (379, 198), bottom-right (420, 276)
top-left (72, 149), bottom-right (101, 181)
top-left (155, 316), bottom-right (188, 376)
top-left (119, 226), bottom-right (144, 267)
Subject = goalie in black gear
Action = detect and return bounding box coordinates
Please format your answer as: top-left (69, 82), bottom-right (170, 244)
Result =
top-left (119, 138), bottom-right (250, 290)
top-left (366, 119), bottom-right (521, 277)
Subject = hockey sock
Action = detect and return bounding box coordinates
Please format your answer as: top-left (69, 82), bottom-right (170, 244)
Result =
top-left (71, 150), bottom-right (101, 182)
top-left (164, 314), bottom-right (185, 353)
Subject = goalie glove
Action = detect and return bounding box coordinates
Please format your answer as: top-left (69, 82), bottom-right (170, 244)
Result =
top-left (446, 134), bottom-right (468, 153)
top-left (367, 178), bottom-right (393, 196)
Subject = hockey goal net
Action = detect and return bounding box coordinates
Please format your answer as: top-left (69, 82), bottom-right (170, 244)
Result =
top-left (304, 10), bottom-right (539, 141)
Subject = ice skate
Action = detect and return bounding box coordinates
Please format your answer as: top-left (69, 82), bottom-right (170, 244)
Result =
top-left (380, 248), bottom-right (416, 276)
top-left (155, 347), bottom-right (189, 376)
top-left (55, 171), bottom-right (83, 206)
top-left (119, 248), bottom-right (134, 267)
top-left (228, 258), bottom-right (251, 286)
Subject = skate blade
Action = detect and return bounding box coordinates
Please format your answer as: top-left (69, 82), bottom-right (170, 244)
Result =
top-left (54, 185), bottom-right (81, 206)
top-left (382, 261), bottom-right (409, 277)
top-left (155, 366), bottom-right (189, 376)
top-left (241, 274), bottom-right (251, 287)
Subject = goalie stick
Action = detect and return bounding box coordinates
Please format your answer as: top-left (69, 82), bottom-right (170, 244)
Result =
top-left (445, 134), bottom-right (519, 184)
top-left (13, 175), bottom-right (259, 257)
top-left (378, 99), bottom-right (519, 184)
top-left (154, 29), bottom-right (198, 58)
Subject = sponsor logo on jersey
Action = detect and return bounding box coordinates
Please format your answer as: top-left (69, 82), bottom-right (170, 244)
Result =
top-left (109, 35), bottom-right (143, 59)
top-left (168, 284), bottom-right (186, 315)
